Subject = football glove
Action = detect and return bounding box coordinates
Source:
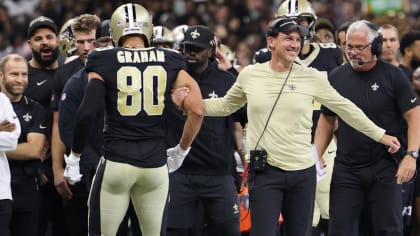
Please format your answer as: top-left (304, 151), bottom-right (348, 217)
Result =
top-left (63, 152), bottom-right (83, 185)
top-left (167, 144), bottom-right (191, 173)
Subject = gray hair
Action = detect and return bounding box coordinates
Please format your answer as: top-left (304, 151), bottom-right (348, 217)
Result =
top-left (346, 20), bottom-right (379, 43)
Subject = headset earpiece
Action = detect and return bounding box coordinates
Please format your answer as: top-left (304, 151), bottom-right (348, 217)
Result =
top-left (266, 17), bottom-right (306, 53)
top-left (370, 33), bottom-right (383, 57)
top-left (363, 21), bottom-right (382, 57)
top-left (266, 18), bottom-right (282, 38)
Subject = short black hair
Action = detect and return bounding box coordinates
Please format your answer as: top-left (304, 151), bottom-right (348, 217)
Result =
top-left (335, 21), bottom-right (352, 45)
top-left (399, 30), bottom-right (420, 55)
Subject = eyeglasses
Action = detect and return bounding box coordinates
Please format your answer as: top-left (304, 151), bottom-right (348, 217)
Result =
top-left (344, 43), bottom-right (371, 53)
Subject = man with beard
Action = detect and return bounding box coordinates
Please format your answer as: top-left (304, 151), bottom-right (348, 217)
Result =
top-left (166, 25), bottom-right (241, 236)
top-left (0, 54), bottom-right (48, 236)
top-left (25, 16), bottom-right (60, 108)
top-left (24, 16), bottom-right (67, 236)
top-left (400, 30), bottom-right (420, 79)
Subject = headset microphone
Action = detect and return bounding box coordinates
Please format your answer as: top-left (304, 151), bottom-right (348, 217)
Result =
top-left (357, 60), bottom-right (373, 66)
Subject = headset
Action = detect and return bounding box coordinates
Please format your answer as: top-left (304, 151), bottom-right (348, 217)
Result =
top-left (362, 20), bottom-right (383, 57)
top-left (266, 16), bottom-right (287, 37)
top-left (266, 16), bottom-right (305, 50)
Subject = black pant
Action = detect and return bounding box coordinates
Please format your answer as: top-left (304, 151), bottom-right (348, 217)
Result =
top-left (248, 164), bottom-right (316, 236)
top-left (63, 181), bottom-right (89, 236)
top-left (0, 199), bottom-right (12, 236)
top-left (37, 182), bottom-right (68, 236)
top-left (10, 177), bottom-right (40, 236)
top-left (329, 158), bottom-right (403, 236)
top-left (167, 173), bottom-right (240, 236)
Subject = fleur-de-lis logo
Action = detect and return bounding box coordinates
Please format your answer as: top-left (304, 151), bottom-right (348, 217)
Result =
top-left (288, 84), bottom-right (296, 91)
top-left (208, 91), bottom-right (218, 98)
top-left (190, 29), bottom-right (200, 39)
top-left (23, 112), bottom-right (32, 122)
top-left (371, 83), bottom-right (379, 91)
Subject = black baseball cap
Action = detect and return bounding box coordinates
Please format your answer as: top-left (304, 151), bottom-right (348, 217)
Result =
top-left (28, 16), bottom-right (58, 38)
top-left (267, 17), bottom-right (309, 37)
top-left (96, 19), bottom-right (111, 39)
top-left (182, 25), bottom-right (214, 49)
top-left (315, 18), bottom-right (335, 33)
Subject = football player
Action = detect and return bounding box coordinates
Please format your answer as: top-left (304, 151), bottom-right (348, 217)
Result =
top-left (66, 3), bottom-right (204, 235)
top-left (58, 19), bottom-right (141, 236)
top-left (152, 25), bottom-right (175, 49)
top-left (172, 24), bottom-right (189, 52)
top-left (58, 18), bottom-right (78, 61)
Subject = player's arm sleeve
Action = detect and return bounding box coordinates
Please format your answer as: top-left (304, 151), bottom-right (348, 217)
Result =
top-left (227, 67), bottom-right (239, 77)
top-left (72, 79), bottom-right (105, 154)
top-left (59, 75), bottom-right (83, 148)
top-left (50, 71), bottom-right (62, 111)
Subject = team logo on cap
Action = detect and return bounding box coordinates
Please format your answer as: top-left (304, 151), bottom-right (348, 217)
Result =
top-left (190, 29), bottom-right (200, 39)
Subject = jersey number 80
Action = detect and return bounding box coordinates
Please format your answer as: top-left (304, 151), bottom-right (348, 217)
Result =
top-left (117, 65), bottom-right (167, 116)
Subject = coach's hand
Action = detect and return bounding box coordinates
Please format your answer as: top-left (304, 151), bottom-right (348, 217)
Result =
top-left (167, 144), bottom-right (191, 173)
top-left (380, 134), bottom-right (400, 154)
top-left (54, 167), bottom-right (73, 200)
top-left (171, 87), bottom-right (189, 110)
top-left (396, 156), bottom-right (417, 184)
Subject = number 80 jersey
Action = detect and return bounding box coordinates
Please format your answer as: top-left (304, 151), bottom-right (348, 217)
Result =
top-left (85, 47), bottom-right (186, 166)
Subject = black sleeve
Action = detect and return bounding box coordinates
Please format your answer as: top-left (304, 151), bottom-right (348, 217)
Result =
top-left (227, 67), bottom-right (239, 77)
top-left (50, 70), bottom-right (62, 111)
top-left (72, 79), bottom-right (105, 153)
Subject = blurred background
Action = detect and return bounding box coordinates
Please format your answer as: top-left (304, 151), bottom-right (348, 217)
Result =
top-left (0, 0), bottom-right (419, 67)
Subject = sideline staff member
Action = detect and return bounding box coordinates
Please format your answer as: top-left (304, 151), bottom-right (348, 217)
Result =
top-left (315, 20), bottom-right (420, 236)
top-left (201, 17), bottom-right (400, 236)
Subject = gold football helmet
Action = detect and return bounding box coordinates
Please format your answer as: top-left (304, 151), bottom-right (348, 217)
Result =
top-left (110, 3), bottom-right (153, 46)
top-left (276, 0), bottom-right (317, 38)
top-left (152, 26), bottom-right (174, 44)
top-left (171, 24), bottom-right (189, 51)
top-left (220, 44), bottom-right (235, 62)
top-left (59, 18), bottom-right (77, 57)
